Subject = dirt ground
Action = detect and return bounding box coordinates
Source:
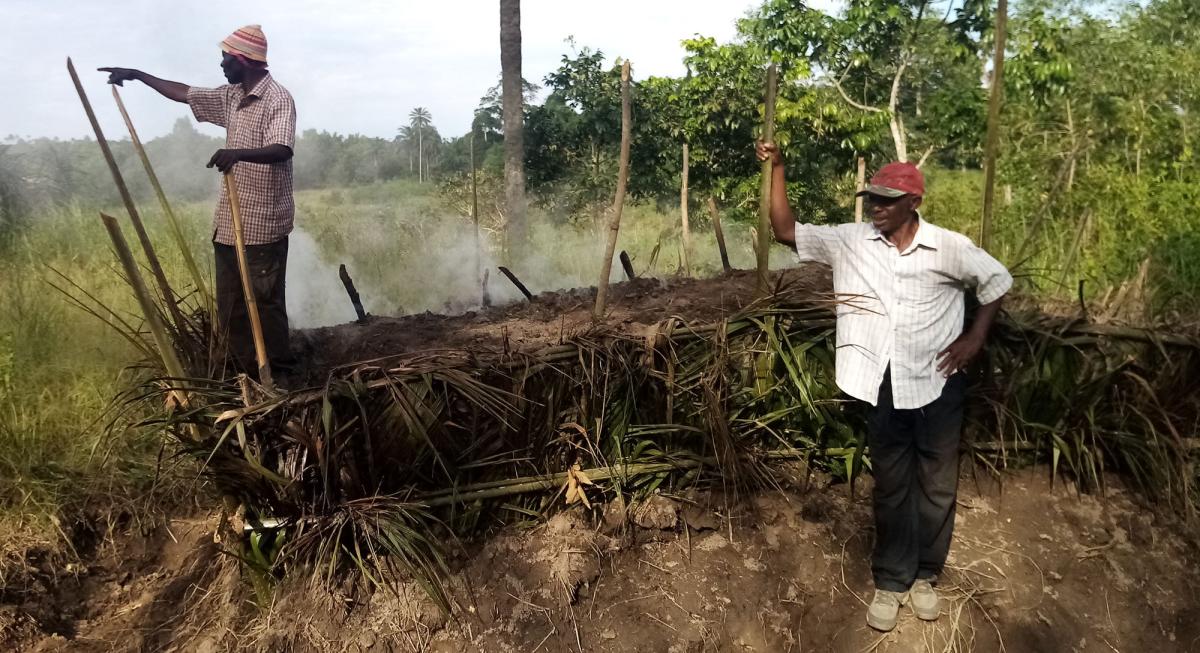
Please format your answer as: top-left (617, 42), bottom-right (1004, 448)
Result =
top-left (6, 466), bottom-right (1198, 653)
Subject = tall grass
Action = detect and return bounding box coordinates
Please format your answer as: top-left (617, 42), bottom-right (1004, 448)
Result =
top-left (0, 201), bottom-right (212, 545)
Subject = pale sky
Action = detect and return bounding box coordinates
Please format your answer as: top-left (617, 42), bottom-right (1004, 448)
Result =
top-left (2, 1), bottom-right (841, 142)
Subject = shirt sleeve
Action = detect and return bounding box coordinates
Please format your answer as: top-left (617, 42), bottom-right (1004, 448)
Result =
top-left (186, 85), bottom-right (231, 128)
top-left (792, 223), bottom-right (841, 266)
top-left (264, 92), bottom-right (296, 149)
top-left (956, 236), bottom-right (1013, 304)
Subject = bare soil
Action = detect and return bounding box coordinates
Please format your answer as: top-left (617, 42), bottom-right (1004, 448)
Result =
top-left (6, 467), bottom-right (1199, 653)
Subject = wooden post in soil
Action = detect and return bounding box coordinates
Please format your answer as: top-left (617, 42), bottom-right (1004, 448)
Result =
top-left (593, 60), bottom-right (632, 322)
top-left (755, 64), bottom-right (778, 297)
top-left (980, 0), bottom-right (1008, 250)
top-left (619, 251), bottom-right (636, 280)
top-left (854, 157), bottom-right (866, 223)
top-left (680, 142), bottom-right (692, 277)
top-left (709, 197), bottom-right (732, 274)
top-left (471, 130), bottom-right (484, 305)
top-left (224, 173), bottom-right (273, 388)
top-left (100, 213), bottom-right (188, 408)
top-left (112, 86), bottom-right (212, 310)
top-left (67, 58), bottom-right (186, 330)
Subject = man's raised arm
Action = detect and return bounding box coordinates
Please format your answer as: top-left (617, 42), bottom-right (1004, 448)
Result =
top-left (98, 68), bottom-right (189, 103)
top-left (755, 141), bottom-right (796, 248)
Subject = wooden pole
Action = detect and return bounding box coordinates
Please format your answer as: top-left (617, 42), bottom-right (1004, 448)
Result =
top-left (981, 0), bottom-right (1008, 249)
top-left (593, 60), bottom-right (633, 322)
top-left (498, 266), bottom-right (534, 301)
top-left (854, 156), bottom-right (866, 223)
top-left (338, 264), bottom-right (368, 323)
top-left (223, 173), bottom-right (273, 388)
top-left (680, 142), bottom-right (692, 277)
top-left (471, 130), bottom-right (483, 305)
top-left (756, 64), bottom-right (778, 297)
top-left (99, 213), bottom-right (188, 407)
top-left (619, 251), bottom-right (636, 280)
top-left (112, 86), bottom-right (211, 309)
top-left (709, 197), bottom-right (731, 274)
top-left (67, 58), bottom-right (186, 330)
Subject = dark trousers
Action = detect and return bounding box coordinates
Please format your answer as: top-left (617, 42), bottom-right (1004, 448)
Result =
top-left (867, 369), bottom-right (966, 592)
top-left (214, 238), bottom-right (293, 378)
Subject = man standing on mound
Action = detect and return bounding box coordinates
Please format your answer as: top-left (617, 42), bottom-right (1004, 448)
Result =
top-left (100, 25), bottom-right (297, 381)
top-left (756, 142), bottom-right (1012, 632)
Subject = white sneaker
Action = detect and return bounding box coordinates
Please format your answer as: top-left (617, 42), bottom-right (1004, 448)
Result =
top-left (866, 589), bottom-right (908, 631)
top-left (910, 579), bottom-right (940, 621)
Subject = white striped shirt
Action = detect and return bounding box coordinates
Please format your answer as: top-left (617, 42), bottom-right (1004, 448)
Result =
top-left (793, 217), bottom-right (1012, 409)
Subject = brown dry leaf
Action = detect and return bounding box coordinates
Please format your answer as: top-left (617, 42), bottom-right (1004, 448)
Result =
top-left (563, 463), bottom-right (593, 508)
top-left (215, 409), bottom-right (242, 424)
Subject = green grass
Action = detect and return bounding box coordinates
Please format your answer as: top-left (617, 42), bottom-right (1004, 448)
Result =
top-left (0, 201), bottom-right (212, 544)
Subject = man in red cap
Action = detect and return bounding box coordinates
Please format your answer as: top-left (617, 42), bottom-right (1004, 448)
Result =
top-left (756, 143), bottom-right (1012, 632)
top-left (100, 25), bottom-right (296, 382)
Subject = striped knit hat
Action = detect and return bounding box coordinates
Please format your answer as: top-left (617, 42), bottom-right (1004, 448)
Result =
top-left (220, 25), bottom-right (268, 63)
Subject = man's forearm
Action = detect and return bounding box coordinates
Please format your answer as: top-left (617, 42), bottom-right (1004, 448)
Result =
top-left (967, 297), bottom-right (1004, 341)
top-left (769, 163), bottom-right (796, 246)
top-left (235, 145), bottom-right (294, 165)
top-left (134, 71), bottom-right (190, 103)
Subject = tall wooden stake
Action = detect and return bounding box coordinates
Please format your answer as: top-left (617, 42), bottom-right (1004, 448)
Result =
top-left (471, 130), bottom-right (483, 304)
top-left (680, 142), bottom-right (692, 277)
top-left (756, 64), bottom-right (779, 297)
top-left (112, 86), bottom-right (211, 309)
top-left (593, 61), bottom-right (632, 322)
top-left (100, 213), bottom-right (188, 408)
top-left (67, 58), bottom-right (186, 330)
top-left (854, 157), bottom-right (866, 223)
top-left (224, 173), bottom-right (273, 388)
top-left (708, 197), bottom-right (732, 274)
top-left (981, 0), bottom-right (1008, 249)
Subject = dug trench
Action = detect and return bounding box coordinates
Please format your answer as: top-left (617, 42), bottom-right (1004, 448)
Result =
top-left (5, 270), bottom-right (1200, 652)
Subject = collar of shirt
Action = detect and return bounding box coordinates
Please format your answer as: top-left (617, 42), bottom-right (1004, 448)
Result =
top-left (233, 74), bottom-right (275, 108)
top-left (865, 213), bottom-right (940, 255)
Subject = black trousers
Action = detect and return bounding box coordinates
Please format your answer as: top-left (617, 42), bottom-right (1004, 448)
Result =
top-left (213, 238), bottom-right (293, 378)
top-left (867, 369), bottom-right (966, 593)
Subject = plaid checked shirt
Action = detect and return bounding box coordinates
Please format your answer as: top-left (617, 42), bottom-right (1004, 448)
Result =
top-left (794, 216), bottom-right (1012, 409)
top-left (187, 74), bottom-right (296, 246)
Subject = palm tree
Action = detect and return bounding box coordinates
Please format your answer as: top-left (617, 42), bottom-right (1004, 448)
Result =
top-left (499, 0), bottom-right (527, 254)
top-left (396, 125), bottom-right (417, 175)
top-left (409, 107), bottom-right (432, 183)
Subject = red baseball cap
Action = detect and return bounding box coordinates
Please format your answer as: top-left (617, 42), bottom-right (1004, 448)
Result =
top-left (856, 161), bottom-right (925, 198)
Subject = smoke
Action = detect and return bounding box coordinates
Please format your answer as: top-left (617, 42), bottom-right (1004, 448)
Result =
top-left (286, 228), bottom-right (376, 328)
top-left (282, 198), bottom-right (777, 329)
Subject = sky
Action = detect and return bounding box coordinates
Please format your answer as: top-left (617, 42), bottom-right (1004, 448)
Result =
top-left (2, 0), bottom-right (842, 143)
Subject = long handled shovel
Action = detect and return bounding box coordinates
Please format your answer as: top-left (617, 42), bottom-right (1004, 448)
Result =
top-left (223, 172), bottom-right (273, 389)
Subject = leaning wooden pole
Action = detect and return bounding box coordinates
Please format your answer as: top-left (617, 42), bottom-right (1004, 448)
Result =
top-left (100, 213), bottom-right (188, 407)
top-left (980, 0), bottom-right (1008, 250)
top-left (224, 173), bottom-right (273, 388)
top-left (112, 86), bottom-right (212, 309)
top-left (756, 64), bottom-right (778, 297)
top-left (593, 60), bottom-right (632, 322)
top-left (709, 197), bottom-right (732, 274)
top-left (680, 142), bottom-right (692, 277)
top-left (67, 58), bottom-right (186, 330)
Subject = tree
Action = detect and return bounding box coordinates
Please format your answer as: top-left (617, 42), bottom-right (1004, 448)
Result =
top-left (409, 107), bottom-right (433, 183)
top-left (500, 0), bottom-right (528, 254)
top-left (742, 0), bottom-right (987, 164)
